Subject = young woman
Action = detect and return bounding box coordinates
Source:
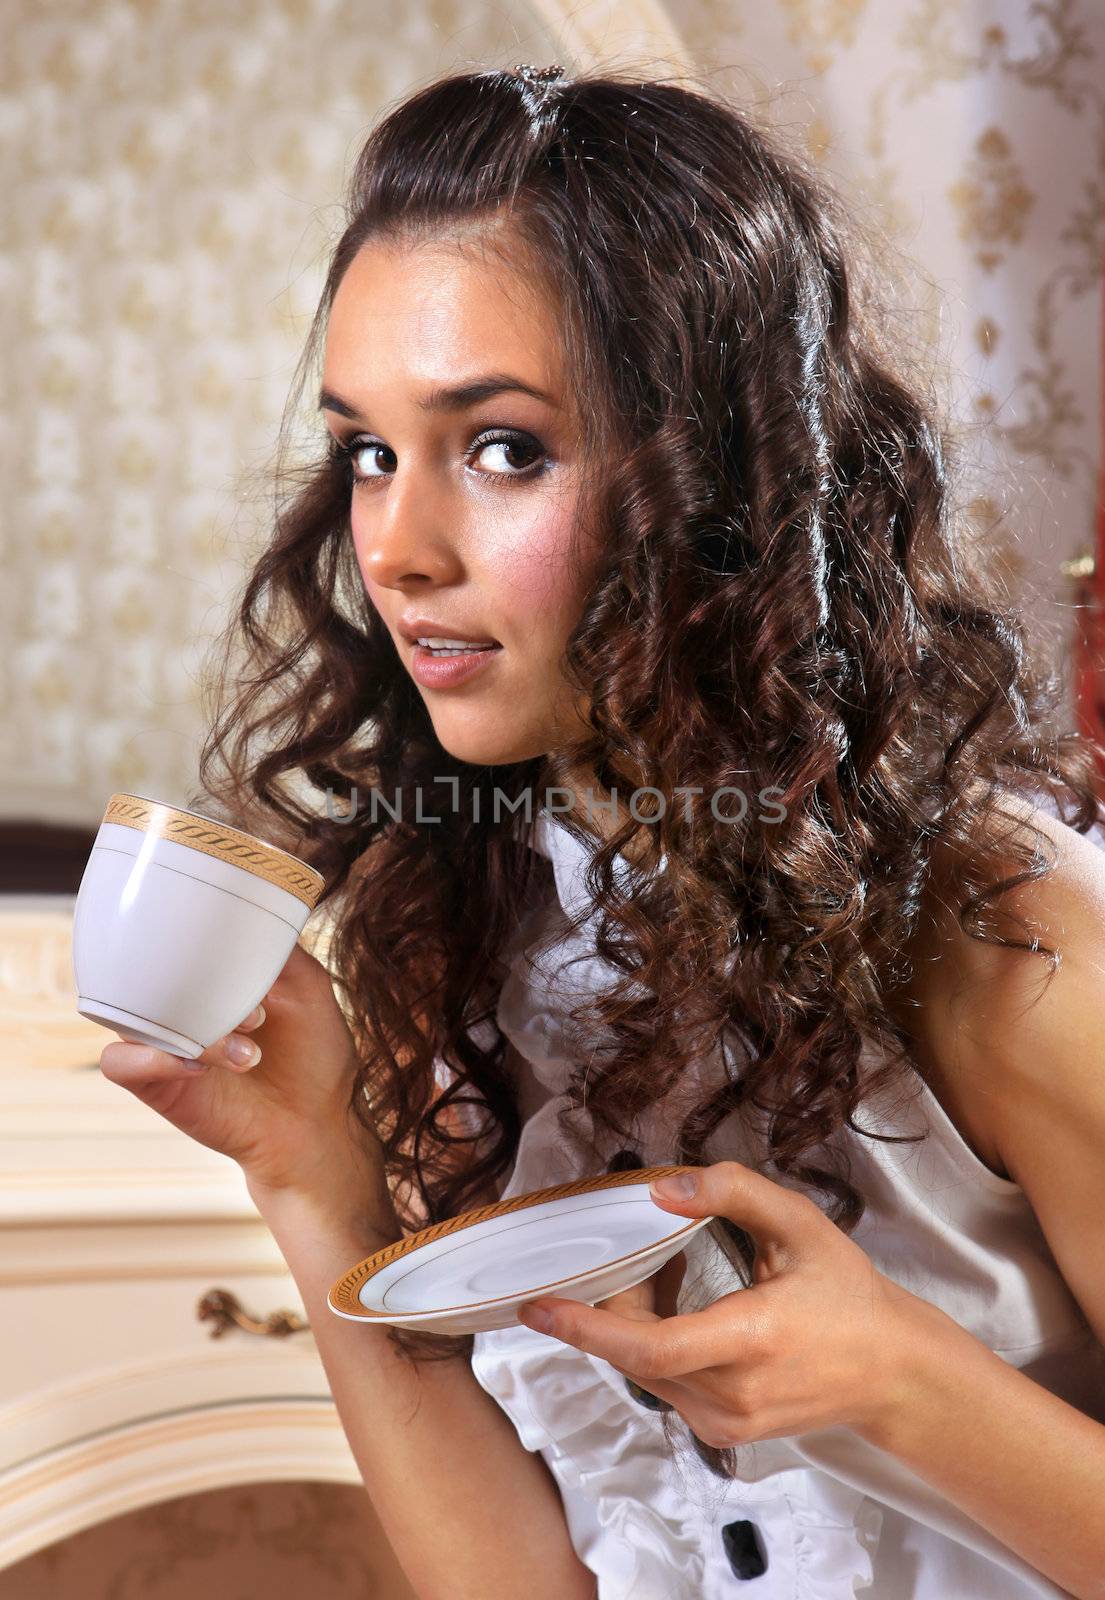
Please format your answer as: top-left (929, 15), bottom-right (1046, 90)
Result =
top-left (98, 65), bottom-right (1105, 1599)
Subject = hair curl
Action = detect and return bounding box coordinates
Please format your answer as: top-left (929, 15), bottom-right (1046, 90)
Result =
top-left (189, 66), bottom-right (1105, 1482)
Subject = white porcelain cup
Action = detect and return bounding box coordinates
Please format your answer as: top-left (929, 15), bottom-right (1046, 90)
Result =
top-left (72, 791), bottom-right (326, 1058)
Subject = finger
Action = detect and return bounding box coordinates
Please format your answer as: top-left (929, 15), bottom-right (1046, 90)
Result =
top-left (622, 1372), bottom-right (686, 1413)
top-left (100, 1023), bottom-right (261, 1085)
top-left (595, 1270), bottom-right (660, 1319)
top-left (219, 1027), bottom-right (263, 1070)
top-left (99, 1039), bottom-right (209, 1087)
top-left (517, 1276), bottom-right (766, 1382)
top-left (647, 1161), bottom-right (822, 1256)
top-left (595, 1249), bottom-right (686, 1320)
top-left (654, 1249), bottom-right (687, 1319)
top-left (532, 1278), bottom-right (692, 1410)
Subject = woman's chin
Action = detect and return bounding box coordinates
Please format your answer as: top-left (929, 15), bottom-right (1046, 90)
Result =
top-left (431, 721), bottom-right (547, 770)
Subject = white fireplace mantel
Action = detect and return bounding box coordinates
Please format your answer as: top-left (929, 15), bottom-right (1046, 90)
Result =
top-left (0, 897), bottom-right (364, 1569)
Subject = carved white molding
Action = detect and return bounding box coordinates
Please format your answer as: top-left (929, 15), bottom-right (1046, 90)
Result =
top-left (2, 1342), bottom-right (332, 1481)
top-left (0, 898), bottom-right (105, 1075)
top-left (0, 1400), bottom-right (358, 1569)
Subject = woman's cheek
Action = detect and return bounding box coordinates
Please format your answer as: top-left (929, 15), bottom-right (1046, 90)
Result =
top-left (349, 502), bottom-right (372, 589)
top-left (483, 502), bottom-right (587, 630)
top-left (346, 485), bottom-right (589, 645)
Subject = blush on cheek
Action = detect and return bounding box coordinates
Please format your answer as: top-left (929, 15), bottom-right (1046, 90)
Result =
top-left (484, 506), bottom-right (586, 627)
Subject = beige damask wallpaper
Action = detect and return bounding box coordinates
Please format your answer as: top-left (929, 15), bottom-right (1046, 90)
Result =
top-left (676, 0), bottom-right (1104, 696)
top-left (2, 0), bottom-right (1102, 831)
top-left (0, 0), bottom-right (571, 830)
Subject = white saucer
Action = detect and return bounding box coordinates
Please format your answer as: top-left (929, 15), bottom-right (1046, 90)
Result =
top-left (328, 1167), bottom-right (714, 1335)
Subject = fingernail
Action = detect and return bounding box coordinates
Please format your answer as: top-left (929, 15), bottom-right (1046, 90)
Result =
top-left (226, 1036), bottom-right (262, 1066)
top-left (251, 1003), bottom-right (266, 1027)
top-left (651, 1171), bottom-right (697, 1201)
top-left (184, 1057), bottom-right (209, 1072)
top-left (520, 1303), bottom-right (554, 1332)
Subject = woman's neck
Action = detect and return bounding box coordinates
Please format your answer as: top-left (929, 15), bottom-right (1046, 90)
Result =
top-left (553, 763), bottom-right (659, 868)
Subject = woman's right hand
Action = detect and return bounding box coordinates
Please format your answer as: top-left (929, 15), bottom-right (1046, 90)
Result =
top-left (97, 939), bottom-right (390, 1210)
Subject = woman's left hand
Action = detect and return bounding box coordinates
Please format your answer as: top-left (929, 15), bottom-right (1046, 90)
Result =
top-left (516, 1160), bottom-right (924, 1448)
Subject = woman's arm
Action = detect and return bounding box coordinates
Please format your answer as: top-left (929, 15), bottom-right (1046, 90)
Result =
top-left (249, 1178), bottom-right (597, 1600)
top-left (854, 1294), bottom-right (1105, 1599)
top-left (865, 796), bottom-right (1105, 1597)
top-left (96, 935), bottom-right (583, 1597)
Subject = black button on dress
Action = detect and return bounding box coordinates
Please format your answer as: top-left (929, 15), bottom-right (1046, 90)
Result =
top-left (623, 1381), bottom-right (768, 1580)
top-left (722, 1518), bottom-right (768, 1579)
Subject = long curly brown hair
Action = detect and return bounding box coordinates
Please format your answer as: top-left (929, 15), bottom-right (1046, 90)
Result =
top-left (189, 65), bottom-right (1105, 1477)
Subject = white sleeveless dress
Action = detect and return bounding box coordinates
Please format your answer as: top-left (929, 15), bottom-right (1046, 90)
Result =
top-left (453, 805), bottom-right (1105, 1598)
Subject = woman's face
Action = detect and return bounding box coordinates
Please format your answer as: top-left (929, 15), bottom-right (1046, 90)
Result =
top-left (321, 233), bottom-right (601, 768)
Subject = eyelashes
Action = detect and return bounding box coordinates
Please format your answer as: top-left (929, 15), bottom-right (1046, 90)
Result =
top-left (326, 427), bottom-right (550, 487)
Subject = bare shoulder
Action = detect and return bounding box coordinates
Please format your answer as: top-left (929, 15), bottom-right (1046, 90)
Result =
top-left (892, 787), bottom-right (1105, 1347)
top-left (889, 786), bottom-right (1105, 1181)
top-left (919, 785), bottom-right (1105, 994)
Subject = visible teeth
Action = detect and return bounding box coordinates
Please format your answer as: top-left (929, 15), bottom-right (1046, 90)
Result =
top-left (416, 636), bottom-right (496, 650)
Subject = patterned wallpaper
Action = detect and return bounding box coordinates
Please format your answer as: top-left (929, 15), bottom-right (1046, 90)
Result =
top-left (675, 0), bottom-right (1104, 695)
top-left (0, 0), bottom-right (567, 830)
top-left (2, 0), bottom-right (1102, 829)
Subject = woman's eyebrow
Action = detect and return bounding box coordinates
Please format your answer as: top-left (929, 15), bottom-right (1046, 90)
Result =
top-left (318, 373), bottom-right (557, 420)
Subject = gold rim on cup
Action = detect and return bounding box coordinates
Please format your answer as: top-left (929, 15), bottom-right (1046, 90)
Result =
top-left (102, 792), bottom-right (326, 911)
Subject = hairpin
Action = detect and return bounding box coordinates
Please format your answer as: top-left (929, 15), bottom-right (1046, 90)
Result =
top-left (512, 64), bottom-right (566, 86)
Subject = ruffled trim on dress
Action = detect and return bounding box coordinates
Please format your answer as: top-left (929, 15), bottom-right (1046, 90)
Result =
top-left (783, 1472), bottom-right (883, 1598)
top-left (472, 1316), bottom-right (708, 1598)
top-left (472, 1310), bottom-right (887, 1600)
top-left (484, 853), bottom-right (887, 1596)
top-left (470, 1095), bottom-right (886, 1598)
top-left (471, 1084), bottom-right (708, 1598)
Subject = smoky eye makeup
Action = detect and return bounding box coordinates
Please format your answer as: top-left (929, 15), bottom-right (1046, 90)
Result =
top-left (325, 423), bottom-right (552, 486)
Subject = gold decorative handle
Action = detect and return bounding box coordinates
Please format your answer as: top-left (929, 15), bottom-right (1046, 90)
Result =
top-left (197, 1287), bottom-right (309, 1338)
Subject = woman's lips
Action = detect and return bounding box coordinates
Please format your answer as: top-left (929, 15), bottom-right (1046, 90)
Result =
top-left (410, 642), bottom-right (502, 689)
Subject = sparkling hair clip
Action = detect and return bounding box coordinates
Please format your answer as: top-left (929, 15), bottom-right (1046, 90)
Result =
top-left (511, 63), bottom-right (567, 86)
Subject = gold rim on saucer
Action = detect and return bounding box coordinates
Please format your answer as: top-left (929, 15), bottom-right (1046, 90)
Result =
top-left (329, 1164), bottom-right (704, 1319)
top-left (102, 792), bottom-right (325, 911)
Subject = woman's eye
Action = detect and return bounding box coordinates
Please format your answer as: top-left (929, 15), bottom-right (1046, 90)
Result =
top-left (469, 433), bottom-right (546, 478)
top-left (332, 430), bottom-right (547, 485)
top-left (348, 441), bottom-right (393, 479)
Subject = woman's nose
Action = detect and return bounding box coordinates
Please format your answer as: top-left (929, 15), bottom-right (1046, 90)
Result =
top-left (355, 473), bottom-right (461, 589)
